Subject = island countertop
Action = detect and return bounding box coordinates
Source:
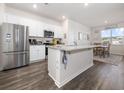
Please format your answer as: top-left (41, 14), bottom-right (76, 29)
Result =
top-left (47, 45), bottom-right (96, 52)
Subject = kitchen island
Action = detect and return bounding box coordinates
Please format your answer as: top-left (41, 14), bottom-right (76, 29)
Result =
top-left (48, 45), bottom-right (95, 88)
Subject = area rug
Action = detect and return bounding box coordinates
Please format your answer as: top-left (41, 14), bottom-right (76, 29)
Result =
top-left (93, 54), bottom-right (123, 66)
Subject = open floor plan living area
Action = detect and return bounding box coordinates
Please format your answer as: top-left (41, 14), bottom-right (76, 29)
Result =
top-left (0, 3), bottom-right (124, 90)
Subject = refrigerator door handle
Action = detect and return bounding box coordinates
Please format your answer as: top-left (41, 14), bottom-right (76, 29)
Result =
top-left (17, 27), bottom-right (20, 50)
top-left (15, 26), bottom-right (19, 51)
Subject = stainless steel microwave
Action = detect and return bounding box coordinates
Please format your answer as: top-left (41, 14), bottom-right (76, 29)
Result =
top-left (44, 30), bottom-right (54, 38)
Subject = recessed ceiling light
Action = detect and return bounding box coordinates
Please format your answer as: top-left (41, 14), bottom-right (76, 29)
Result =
top-left (33, 4), bottom-right (37, 9)
top-left (62, 16), bottom-right (66, 20)
top-left (84, 3), bottom-right (88, 6)
top-left (104, 20), bottom-right (108, 24)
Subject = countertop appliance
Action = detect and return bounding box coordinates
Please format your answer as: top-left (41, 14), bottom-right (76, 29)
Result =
top-left (0, 23), bottom-right (29, 70)
top-left (52, 38), bottom-right (62, 45)
top-left (29, 39), bottom-right (37, 45)
top-left (44, 30), bottom-right (54, 38)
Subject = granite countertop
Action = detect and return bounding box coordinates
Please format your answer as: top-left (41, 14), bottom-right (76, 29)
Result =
top-left (47, 45), bottom-right (96, 52)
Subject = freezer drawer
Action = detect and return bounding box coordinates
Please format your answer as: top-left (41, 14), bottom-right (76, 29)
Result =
top-left (2, 51), bottom-right (29, 70)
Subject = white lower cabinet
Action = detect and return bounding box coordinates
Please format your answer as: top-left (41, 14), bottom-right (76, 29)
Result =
top-left (30, 45), bottom-right (45, 63)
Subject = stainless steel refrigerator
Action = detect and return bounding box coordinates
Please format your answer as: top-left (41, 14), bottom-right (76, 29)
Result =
top-left (0, 23), bottom-right (29, 70)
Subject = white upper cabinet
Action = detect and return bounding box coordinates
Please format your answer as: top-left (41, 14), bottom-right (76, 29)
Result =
top-left (28, 20), bottom-right (45, 37)
top-left (35, 21), bottom-right (44, 37)
top-left (3, 13), bottom-right (20, 24)
top-left (22, 19), bottom-right (43, 37)
top-left (43, 23), bottom-right (54, 31)
top-left (3, 13), bottom-right (7, 23)
top-left (20, 17), bottom-right (30, 26)
top-left (28, 20), bottom-right (38, 36)
top-left (3, 13), bottom-right (63, 38)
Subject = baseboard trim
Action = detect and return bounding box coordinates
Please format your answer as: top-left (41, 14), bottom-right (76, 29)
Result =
top-left (48, 73), bottom-right (61, 88)
top-left (30, 59), bottom-right (45, 64)
top-left (111, 53), bottom-right (124, 56)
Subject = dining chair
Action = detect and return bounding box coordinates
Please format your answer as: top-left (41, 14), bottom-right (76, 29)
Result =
top-left (99, 43), bottom-right (111, 58)
top-left (93, 43), bottom-right (102, 56)
top-left (104, 43), bottom-right (111, 57)
top-left (98, 47), bottom-right (105, 58)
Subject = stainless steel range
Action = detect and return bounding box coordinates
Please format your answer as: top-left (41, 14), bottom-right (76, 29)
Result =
top-left (0, 23), bottom-right (29, 70)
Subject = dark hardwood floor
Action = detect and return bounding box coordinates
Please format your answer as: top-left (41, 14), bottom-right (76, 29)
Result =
top-left (0, 59), bottom-right (124, 90)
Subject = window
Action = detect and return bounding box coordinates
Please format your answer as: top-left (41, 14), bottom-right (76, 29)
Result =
top-left (112, 28), bottom-right (124, 44)
top-left (101, 28), bottom-right (124, 45)
top-left (101, 29), bottom-right (111, 43)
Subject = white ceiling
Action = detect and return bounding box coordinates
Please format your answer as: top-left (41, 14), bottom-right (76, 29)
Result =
top-left (6, 3), bottom-right (124, 27)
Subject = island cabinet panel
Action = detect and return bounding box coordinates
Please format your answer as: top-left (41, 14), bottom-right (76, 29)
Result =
top-left (60, 49), bottom-right (93, 84)
top-left (48, 47), bottom-right (94, 88)
top-left (48, 49), bottom-right (61, 82)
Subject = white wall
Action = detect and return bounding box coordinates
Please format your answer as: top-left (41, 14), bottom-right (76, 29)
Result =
top-left (110, 45), bottom-right (124, 55)
top-left (91, 23), bottom-right (124, 55)
top-left (62, 19), bottom-right (91, 46)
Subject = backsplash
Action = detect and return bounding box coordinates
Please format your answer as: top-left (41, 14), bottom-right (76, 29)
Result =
top-left (29, 36), bottom-right (62, 45)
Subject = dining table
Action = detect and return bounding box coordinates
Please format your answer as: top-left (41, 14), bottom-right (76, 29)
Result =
top-left (93, 45), bottom-right (109, 57)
